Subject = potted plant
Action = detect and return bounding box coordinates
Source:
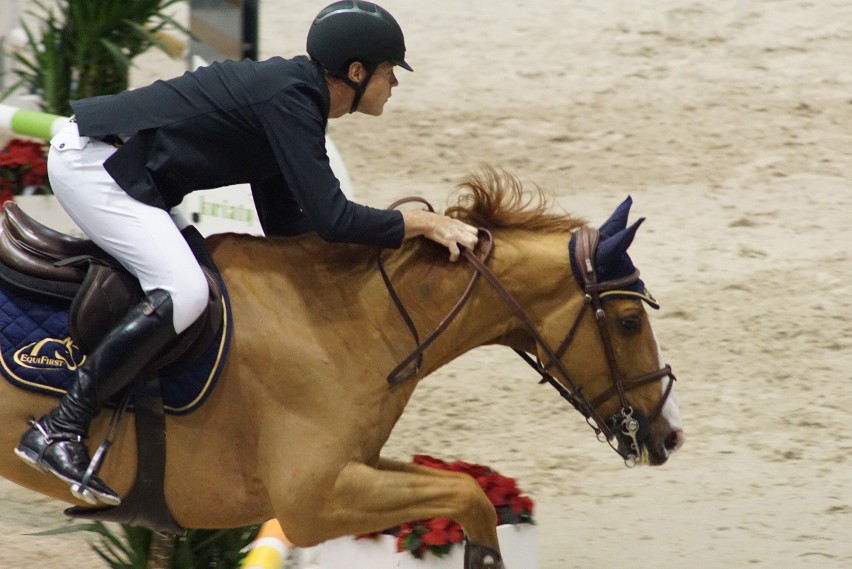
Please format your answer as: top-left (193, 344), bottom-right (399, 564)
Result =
top-left (1, 0), bottom-right (188, 233)
top-left (314, 455), bottom-right (537, 569)
top-left (2, 0), bottom-right (188, 116)
top-left (40, 520), bottom-right (261, 569)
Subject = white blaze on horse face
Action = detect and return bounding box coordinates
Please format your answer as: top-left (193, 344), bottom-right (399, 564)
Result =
top-left (654, 331), bottom-right (683, 441)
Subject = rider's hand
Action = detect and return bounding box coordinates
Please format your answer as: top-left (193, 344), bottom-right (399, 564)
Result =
top-left (402, 209), bottom-right (479, 261)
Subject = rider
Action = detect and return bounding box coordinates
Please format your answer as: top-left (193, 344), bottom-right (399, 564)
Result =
top-left (14, 0), bottom-right (479, 506)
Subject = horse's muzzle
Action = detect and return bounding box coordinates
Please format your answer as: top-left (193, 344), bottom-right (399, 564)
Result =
top-left (645, 425), bottom-right (685, 466)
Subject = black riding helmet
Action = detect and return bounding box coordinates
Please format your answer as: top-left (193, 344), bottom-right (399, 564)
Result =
top-left (307, 1), bottom-right (413, 112)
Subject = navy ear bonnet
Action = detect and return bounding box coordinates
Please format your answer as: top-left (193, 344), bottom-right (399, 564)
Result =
top-left (568, 196), bottom-right (659, 309)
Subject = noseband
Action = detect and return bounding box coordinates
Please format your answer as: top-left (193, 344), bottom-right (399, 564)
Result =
top-left (378, 200), bottom-right (675, 466)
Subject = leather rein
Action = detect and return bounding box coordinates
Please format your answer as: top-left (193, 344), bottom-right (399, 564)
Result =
top-left (377, 198), bottom-right (675, 466)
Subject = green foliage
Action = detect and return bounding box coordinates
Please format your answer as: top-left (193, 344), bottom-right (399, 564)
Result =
top-left (170, 526), bottom-right (262, 569)
top-left (37, 521), bottom-right (262, 569)
top-left (2, 0), bottom-right (189, 115)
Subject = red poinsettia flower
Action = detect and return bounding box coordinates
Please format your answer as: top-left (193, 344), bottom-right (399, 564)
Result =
top-left (509, 494), bottom-right (534, 515)
top-left (0, 139), bottom-right (45, 167)
top-left (0, 138), bottom-right (51, 195)
top-left (421, 517), bottom-right (463, 546)
top-left (449, 460), bottom-right (493, 478)
top-left (395, 523), bottom-right (414, 550)
top-left (0, 178), bottom-right (15, 204)
top-left (478, 472), bottom-right (520, 506)
top-left (21, 158), bottom-right (48, 186)
top-left (357, 455), bottom-right (535, 560)
top-left (413, 454), bottom-right (450, 470)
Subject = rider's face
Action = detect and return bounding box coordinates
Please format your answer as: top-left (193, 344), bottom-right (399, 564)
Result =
top-left (355, 62), bottom-right (398, 116)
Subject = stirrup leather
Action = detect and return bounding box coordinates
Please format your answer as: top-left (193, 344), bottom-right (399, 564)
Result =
top-left (74, 389), bottom-right (131, 503)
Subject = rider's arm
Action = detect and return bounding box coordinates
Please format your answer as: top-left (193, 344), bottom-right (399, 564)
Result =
top-left (262, 84), bottom-right (404, 247)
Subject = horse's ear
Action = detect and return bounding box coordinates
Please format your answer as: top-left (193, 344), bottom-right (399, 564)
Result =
top-left (597, 217), bottom-right (645, 262)
top-left (599, 196), bottom-right (633, 238)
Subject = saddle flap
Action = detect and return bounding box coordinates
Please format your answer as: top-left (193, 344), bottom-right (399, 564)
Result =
top-left (69, 262), bottom-right (143, 353)
top-left (67, 262), bottom-right (223, 371)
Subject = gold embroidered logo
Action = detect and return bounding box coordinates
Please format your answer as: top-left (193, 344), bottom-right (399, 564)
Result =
top-left (13, 337), bottom-right (86, 371)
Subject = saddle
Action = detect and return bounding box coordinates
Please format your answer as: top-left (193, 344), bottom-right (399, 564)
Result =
top-left (0, 200), bottom-right (222, 369)
top-left (0, 200), bottom-right (226, 535)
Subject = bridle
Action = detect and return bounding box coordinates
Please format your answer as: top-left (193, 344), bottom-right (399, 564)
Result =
top-left (378, 199), bottom-right (675, 466)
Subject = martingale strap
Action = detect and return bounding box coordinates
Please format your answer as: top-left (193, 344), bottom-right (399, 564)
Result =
top-left (379, 198), bottom-right (495, 385)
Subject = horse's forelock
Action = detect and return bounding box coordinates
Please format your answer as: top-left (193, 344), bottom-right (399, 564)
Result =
top-left (446, 165), bottom-right (584, 232)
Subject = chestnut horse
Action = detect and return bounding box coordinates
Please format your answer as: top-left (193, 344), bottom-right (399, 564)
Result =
top-left (0, 167), bottom-right (683, 568)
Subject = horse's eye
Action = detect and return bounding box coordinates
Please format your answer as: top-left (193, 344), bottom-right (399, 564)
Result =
top-left (620, 316), bottom-right (641, 332)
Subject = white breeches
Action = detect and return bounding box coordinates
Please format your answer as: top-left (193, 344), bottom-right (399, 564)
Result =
top-left (47, 119), bottom-right (208, 334)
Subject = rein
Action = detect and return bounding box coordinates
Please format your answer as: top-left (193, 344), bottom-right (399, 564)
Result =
top-left (378, 197), bottom-right (495, 385)
top-left (379, 200), bottom-right (674, 466)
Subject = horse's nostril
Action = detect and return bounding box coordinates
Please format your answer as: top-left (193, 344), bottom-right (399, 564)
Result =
top-left (664, 430), bottom-right (685, 452)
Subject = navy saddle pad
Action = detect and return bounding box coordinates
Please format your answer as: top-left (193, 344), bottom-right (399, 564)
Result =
top-left (0, 281), bottom-right (232, 416)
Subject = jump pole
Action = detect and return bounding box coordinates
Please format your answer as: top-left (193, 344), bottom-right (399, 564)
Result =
top-left (241, 519), bottom-right (294, 569)
top-left (0, 104), bottom-right (66, 141)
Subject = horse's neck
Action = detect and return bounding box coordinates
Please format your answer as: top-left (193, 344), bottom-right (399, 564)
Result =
top-left (379, 230), bottom-right (579, 377)
top-left (208, 231), bottom-right (579, 382)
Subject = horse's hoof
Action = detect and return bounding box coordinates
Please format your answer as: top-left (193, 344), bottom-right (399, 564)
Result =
top-left (464, 541), bottom-right (505, 569)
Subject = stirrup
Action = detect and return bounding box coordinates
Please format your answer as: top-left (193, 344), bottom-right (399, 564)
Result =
top-left (72, 438), bottom-right (114, 504)
top-left (72, 388), bottom-right (133, 506)
top-left (14, 418), bottom-right (115, 505)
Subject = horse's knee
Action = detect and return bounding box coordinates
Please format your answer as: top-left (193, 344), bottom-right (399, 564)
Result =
top-left (456, 475), bottom-right (498, 529)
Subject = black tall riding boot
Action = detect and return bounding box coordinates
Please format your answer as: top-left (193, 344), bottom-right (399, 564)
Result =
top-left (15, 289), bottom-right (178, 506)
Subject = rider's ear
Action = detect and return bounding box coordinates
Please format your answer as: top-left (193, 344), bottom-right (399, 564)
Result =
top-left (347, 61), bottom-right (366, 84)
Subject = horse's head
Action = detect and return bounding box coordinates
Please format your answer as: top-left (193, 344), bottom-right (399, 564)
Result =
top-left (434, 168), bottom-right (683, 465)
top-left (544, 196), bottom-right (683, 466)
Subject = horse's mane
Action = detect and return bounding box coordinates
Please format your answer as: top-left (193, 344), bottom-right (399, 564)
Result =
top-left (445, 165), bottom-right (585, 232)
top-left (211, 166), bottom-right (585, 270)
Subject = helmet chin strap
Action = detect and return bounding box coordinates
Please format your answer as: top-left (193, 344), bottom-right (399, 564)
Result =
top-left (342, 65), bottom-right (376, 113)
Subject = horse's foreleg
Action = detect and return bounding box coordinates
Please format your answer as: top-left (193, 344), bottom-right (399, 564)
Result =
top-left (274, 460), bottom-right (498, 552)
top-left (376, 458), bottom-right (506, 569)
